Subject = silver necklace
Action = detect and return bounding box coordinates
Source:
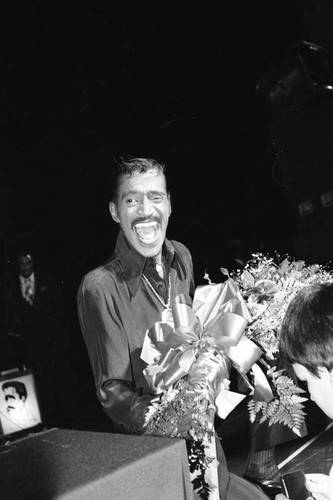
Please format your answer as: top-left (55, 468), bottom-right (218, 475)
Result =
top-left (142, 272), bottom-right (171, 309)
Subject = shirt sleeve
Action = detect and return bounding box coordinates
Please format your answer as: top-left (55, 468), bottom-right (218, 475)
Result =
top-left (77, 272), bottom-right (156, 433)
top-left (100, 379), bottom-right (157, 433)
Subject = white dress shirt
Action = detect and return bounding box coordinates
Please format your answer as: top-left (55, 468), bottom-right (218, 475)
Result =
top-left (20, 273), bottom-right (35, 303)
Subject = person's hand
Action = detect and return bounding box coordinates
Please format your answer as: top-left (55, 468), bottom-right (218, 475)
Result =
top-left (275, 474), bottom-right (330, 500)
top-left (275, 494), bottom-right (315, 500)
top-left (306, 473), bottom-right (330, 500)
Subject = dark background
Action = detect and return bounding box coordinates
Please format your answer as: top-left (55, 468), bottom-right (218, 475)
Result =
top-left (2, 0), bottom-right (333, 431)
top-left (2, 1), bottom-right (333, 315)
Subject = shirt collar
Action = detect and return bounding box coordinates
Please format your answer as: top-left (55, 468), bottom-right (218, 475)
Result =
top-left (115, 230), bottom-right (177, 297)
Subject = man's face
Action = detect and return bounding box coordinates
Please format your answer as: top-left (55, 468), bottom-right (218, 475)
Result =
top-left (4, 387), bottom-right (25, 415)
top-left (109, 168), bottom-right (171, 258)
top-left (17, 255), bottom-right (34, 279)
top-left (293, 363), bottom-right (333, 419)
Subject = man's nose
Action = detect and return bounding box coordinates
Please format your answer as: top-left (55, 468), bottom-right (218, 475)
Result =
top-left (137, 196), bottom-right (153, 216)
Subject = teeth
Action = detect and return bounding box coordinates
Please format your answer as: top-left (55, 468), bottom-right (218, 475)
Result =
top-left (135, 222), bottom-right (157, 228)
top-left (135, 222), bottom-right (158, 241)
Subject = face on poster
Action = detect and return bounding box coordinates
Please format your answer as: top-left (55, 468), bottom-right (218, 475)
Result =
top-left (0, 372), bottom-right (42, 435)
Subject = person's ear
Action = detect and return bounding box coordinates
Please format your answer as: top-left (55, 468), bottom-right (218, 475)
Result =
top-left (109, 202), bottom-right (120, 223)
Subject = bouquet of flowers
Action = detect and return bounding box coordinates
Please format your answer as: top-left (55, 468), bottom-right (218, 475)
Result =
top-left (142, 253), bottom-right (333, 499)
top-left (141, 281), bottom-right (261, 500)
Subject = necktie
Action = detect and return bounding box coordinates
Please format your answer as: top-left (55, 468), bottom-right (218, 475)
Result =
top-left (24, 279), bottom-right (34, 305)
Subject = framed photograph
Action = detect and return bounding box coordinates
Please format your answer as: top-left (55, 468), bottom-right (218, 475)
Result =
top-left (0, 369), bottom-right (42, 436)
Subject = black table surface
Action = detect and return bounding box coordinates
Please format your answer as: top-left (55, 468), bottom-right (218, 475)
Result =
top-left (0, 427), bottom-right (194, 500)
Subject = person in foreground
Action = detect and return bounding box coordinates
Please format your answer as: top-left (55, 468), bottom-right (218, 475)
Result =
top-left (277, 282), bottom-right (333, 500)
top-left (77, 156), bottom-right (269, 499)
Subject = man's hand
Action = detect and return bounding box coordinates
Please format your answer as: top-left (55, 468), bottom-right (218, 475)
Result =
top-left (275, 472), bottom-right (330, 499)
top-left (306, 473), bottom-right (330, 500)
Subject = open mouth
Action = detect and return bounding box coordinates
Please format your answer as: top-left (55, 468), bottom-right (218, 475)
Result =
top-left (134, 221), bottom-right (159, 243)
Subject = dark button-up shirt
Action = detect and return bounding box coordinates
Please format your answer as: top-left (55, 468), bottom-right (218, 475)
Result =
top-left (77, 231), bottom-right (194, 432)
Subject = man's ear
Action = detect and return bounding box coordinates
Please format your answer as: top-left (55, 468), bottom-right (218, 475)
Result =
top-left (109, 202), bottom-right (120, 223)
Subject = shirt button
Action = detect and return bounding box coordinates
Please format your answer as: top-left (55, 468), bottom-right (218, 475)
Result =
top-left (158, 284), bottom-right (163, 289)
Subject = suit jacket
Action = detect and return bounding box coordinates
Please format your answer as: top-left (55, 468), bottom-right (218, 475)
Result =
top-left (4, 268), bottom-right (67, 367)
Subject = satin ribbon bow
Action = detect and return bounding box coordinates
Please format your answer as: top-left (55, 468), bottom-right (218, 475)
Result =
top-left (141, 279), bottom-right (274, 417)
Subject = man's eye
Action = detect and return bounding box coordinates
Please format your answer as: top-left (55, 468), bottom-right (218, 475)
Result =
top-left (125, 198), bottom-right (138, 205)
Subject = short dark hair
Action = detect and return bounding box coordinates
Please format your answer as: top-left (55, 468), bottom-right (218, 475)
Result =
top-left (2, 381), bottom-right (27, 400)
top-left (16, 252), bottom-right (33, 262)
top-left (109, 156), bottom-right (168, 202)
top-left (280, 282), bottom-right (333, 376)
